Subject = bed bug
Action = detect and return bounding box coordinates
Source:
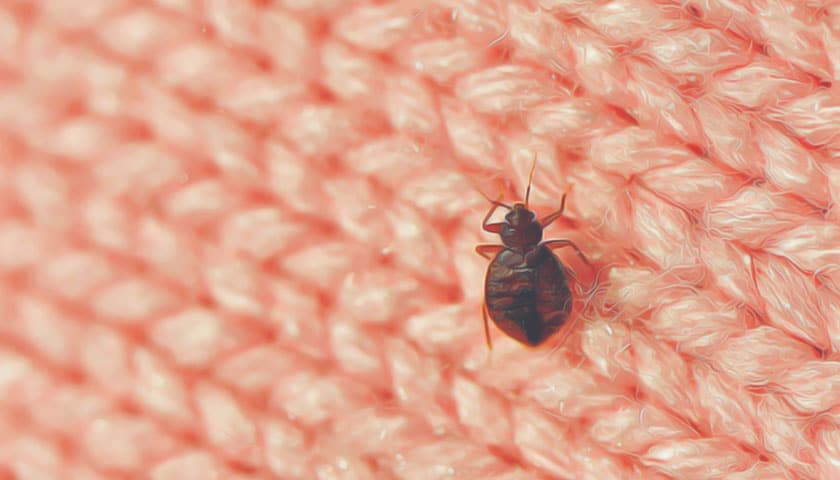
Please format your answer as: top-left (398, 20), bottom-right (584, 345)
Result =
top-left (475, 159), bottom-right (589, 349)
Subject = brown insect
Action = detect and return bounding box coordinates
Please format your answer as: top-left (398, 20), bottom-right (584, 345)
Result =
top-left (475, 160), bottom-right (589, 349)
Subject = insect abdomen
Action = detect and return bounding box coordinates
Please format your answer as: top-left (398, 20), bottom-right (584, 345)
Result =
top-left (485, 247), bottom-right (571, 346)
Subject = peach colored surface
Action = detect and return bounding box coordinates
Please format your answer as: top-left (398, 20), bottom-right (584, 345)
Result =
top-left (1, 1), bottom-right (840, 479)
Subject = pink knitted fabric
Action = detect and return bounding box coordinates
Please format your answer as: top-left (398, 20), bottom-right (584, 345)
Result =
top-left (2, 0), bottom-right (840, 479)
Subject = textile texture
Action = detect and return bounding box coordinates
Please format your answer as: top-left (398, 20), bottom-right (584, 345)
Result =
top-left (1, 1), bottom-right (840, 479)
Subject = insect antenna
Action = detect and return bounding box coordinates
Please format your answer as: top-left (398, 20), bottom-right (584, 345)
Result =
top-left (466, 171), bottom-right (512, 210)
top-left (525, 152), bottom-right (538, 208)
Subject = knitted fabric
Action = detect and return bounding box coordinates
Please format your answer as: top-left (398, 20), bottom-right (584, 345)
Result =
top-left (1, 1), bottom-right (839, 479)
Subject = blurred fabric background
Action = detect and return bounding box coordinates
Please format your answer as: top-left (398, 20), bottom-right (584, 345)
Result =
top-left (1, 1), bottom-right (839, 479)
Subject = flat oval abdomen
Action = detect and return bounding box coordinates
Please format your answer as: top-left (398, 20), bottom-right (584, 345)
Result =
top-left (484, 246), bottom-right (572, 346)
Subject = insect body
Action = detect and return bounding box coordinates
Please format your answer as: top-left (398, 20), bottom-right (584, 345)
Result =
top-left (475, 164), bottom-right (588, 349)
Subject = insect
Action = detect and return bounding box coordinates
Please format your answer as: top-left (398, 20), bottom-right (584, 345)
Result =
top-left (475, 159), bottom-right (589, 349)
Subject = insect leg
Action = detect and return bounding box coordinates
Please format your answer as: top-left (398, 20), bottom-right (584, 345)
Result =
top-left (482, 194), bottom-right (509, 234)
top-left (543, 239), bottom-right (590, 266)
top-left (539, 192), bottom-right (568, 227)
top-left (482, 301), bottom-right (493, 351)
top-left (475, 244), bottom-right (504, 259)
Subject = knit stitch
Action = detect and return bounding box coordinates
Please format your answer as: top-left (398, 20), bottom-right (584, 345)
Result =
top-left (0, 1), bottom-right (839, 479)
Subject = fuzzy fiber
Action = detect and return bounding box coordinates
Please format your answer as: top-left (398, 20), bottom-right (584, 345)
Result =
top-left (1, 1), bottom-right (840, 479)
